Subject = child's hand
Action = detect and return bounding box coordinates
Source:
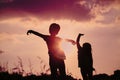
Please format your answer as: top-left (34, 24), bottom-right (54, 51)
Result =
top-left (79, 33), bottom-right (84, 36)
top-left (71, 40), bottom-right (76, 45)
top-left (27, 30), bottom-right (33, 35)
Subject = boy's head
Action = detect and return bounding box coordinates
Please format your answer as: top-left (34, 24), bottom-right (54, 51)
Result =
top-left (49, 23), bottom-right (60, 36)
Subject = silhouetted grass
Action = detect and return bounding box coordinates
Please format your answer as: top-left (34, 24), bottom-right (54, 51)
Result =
top-left (0, 71), bottom-right (78, 80)
top-left (0, 56), bottom-right (78, 80)
top-left (0, 69), bottom-right (120, 80)
top-left (0, 56), bottom-right (120, 80)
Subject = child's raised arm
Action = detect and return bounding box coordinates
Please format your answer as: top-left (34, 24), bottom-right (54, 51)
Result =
top-left (76, 33), bottom-right (84, 49)
top-left (27, 30), bottom-right (45, 39)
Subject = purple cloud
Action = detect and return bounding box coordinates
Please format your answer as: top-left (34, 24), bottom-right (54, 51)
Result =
top-left (0, 0), bottom-right (117, 21)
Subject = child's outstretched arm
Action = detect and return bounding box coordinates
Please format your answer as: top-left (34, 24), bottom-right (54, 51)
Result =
top-left (76, 33), bottom-right (84, 49)
top-left (65, 39), bottom-right (76, 45)
top-left (27, 30), bottom-right (45, 38)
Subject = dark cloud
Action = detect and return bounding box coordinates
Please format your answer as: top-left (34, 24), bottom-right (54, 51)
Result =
top-left (0, 0), bottom-right (117, 21)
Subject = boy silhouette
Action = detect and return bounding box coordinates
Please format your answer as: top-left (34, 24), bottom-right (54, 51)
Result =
top-left (76, 33), bottom-right (94, 80)
top-left (27, 23), bottom-right (75, 80)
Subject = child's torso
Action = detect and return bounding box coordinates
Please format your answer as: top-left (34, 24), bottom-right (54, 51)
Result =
top-left (45, 36), bottom-right (65, 59)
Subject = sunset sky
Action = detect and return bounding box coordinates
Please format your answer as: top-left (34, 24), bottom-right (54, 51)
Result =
top-left (0, 0), bottom-right (120, 79)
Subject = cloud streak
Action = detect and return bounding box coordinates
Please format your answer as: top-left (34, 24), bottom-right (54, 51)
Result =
top-left (0, 23), bottom-right (27, 34)
top-left (0, 0), bottom-right (118, 21)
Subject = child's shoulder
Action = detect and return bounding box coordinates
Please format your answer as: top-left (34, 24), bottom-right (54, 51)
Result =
top-left (56, 36), bottom-right (62, 39)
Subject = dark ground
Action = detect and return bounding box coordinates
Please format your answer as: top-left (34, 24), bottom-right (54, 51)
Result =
top-left (0, 69), bottom-right (120, 80)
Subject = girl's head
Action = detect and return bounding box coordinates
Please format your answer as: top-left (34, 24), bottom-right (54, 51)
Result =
top-left (49, 23), bottom-right (60, 36)
top-left (83, 42), bottom-right (92, 52)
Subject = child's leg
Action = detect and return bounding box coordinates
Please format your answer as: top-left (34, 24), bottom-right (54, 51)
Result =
top-left (88, 70), bottom-right (93, 80)
top-left (49, 57), bottom-right (57, 79)
top-left (58, 60), bottom-right (66, 79)
top-left (81, 68), bottom-right (88, 80)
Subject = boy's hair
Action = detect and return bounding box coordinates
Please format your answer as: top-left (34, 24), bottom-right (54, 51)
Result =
top-left (49, 23), bottom-right (60, 35)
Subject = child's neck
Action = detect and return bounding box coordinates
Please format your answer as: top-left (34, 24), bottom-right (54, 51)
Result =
top-left (50, 34), bottom-right (56, 37)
